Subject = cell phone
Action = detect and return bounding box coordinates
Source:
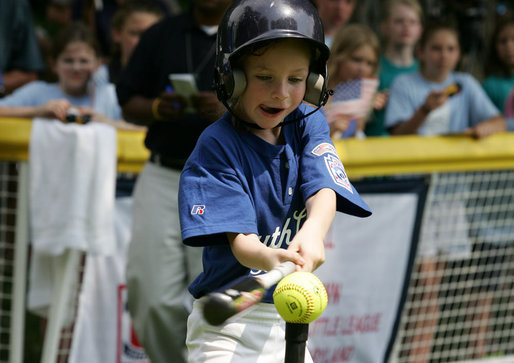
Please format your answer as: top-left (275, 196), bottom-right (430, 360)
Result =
top-left (169, 73), bottom-right (198, 113)
top-left (444, 83), bottom-right (462, 97)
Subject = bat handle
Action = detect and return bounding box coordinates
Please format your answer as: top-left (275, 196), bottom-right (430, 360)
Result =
top-left (285, 323), bottom-right (309, 363)
top-left (257, 261), bottom-right (296, 288)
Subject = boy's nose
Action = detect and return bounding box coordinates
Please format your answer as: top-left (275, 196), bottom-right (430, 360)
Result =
top-left (272, 80), bottom-right (288, 100)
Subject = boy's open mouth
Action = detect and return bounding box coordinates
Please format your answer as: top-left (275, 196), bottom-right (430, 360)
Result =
top-left (261, 106), bottom-right (282, 114)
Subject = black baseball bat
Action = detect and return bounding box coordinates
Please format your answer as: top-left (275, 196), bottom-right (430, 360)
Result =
top-left (202, 261), bottom-right (296, 325)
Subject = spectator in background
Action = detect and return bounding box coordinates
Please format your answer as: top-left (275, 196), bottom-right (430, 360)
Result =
top-left (324, 24), bottom-right (382, 139)
top-left (0, 22), bottom-right (120, 125)
top-left (92, 0), bottom-right (172, 58)
top-left (312, 0), bottom-right (357, 47)
top-left (365, 0), bottom-right (423, 137)
top-left (385, 21), bottom-right (505, 138)
top-left (482, 16), bottom-right (514, 114)
top-left (115, 0), bottom-right (231, 362)
top-left (95, 0), bottom-right (164, 86)
top-left (385, 20), bottom-right (506, 362)
top-left (0, 0), bottom-right (45, 96)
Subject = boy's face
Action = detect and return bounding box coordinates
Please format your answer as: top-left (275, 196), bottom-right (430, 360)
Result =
top-left (417, 30), bottom-right (460, 82)
top-left (381, 4), bottom-right (422, 47)
top-left (234, 39), bottom-right (310, 134)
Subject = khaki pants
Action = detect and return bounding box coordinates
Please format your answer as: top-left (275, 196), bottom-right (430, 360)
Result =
top-left (126, 161), bottom-right (203, 363)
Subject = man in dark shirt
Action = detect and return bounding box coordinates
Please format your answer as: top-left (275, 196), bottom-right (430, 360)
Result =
top-left (116, 1), bottom-right (231, 362)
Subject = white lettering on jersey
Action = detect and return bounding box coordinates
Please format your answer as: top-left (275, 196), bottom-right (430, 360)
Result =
top-left (251, 208), bottom-right (307, 275)
top-left (190, 205), bottom-right (206, 215)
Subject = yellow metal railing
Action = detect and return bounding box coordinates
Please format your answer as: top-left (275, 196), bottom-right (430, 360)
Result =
top-left (0, 117), bottom-right (149, 173)
top-left (1, 117), bottom-right (514, 177)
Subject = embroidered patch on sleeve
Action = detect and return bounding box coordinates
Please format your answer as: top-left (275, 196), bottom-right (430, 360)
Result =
top-left (191, 205), bottom-right (206, 215)
top-left (311, 142), bottom-right (337, 156)
top-left (324, 154), bottom-right (353, 193)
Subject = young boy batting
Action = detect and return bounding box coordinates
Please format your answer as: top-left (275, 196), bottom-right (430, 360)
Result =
top-left (178, 0), bottom-right (372, 361)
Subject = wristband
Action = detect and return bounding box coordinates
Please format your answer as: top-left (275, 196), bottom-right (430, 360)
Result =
top-left (152, 98), bottom-right (164, 121)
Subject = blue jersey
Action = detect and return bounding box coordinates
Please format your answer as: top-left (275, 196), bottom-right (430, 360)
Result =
top-left (179, 104), bottom-right (371, 302)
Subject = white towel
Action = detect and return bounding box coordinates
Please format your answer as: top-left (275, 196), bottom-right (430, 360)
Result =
top-left (69, 198), bottom-right (150, 363)
top-left (29, 118), bottom-right (117, 256)
top-left (28, 118), bottom-right (117, 317)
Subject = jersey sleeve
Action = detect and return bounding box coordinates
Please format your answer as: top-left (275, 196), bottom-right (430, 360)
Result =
top-left (297, 107), bottom-right (371, 217)
top-left (179, 132), bottom-right (258, 246)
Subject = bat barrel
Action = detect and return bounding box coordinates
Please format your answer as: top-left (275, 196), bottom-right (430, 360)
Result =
top-left (202, 292), bottom-right (238, 326)
top-left (285, 322), bottom-right (309, 363)
top-left (202, 262), bottom-right (296, 326)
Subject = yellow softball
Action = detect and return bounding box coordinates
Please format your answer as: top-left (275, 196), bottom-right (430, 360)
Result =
top-left (273, 271), bottom-right (328, 324)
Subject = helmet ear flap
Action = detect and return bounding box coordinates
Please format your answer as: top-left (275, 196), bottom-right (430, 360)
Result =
top-left (215, 68), bottom-right (247, 104)
top-left (230, 69), bottom-right (247, 100)
top-left (304, 73), bottom-right (326, 106)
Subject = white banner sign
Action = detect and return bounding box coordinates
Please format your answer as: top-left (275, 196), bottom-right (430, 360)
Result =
top-left (309, 191), bottom-right (421, 363)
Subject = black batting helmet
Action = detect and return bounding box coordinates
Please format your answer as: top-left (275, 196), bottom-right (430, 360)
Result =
top-left (214, 0), bottom-right (330, 108)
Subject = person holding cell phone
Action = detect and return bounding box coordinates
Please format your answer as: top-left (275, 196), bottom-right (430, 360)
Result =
top-left (385, 20), bottom-right (505, 137)
top-left (115, 1), bottom-right (231, 362)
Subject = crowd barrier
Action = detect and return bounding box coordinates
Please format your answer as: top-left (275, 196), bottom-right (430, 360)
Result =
top-left (0, 117), bottom-right (513, 363)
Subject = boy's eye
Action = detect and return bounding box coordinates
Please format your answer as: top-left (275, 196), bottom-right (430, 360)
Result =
top-left (289, 77), bottom-right (303, 83)
top-left (254, 75), bottom-right (305, 83)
